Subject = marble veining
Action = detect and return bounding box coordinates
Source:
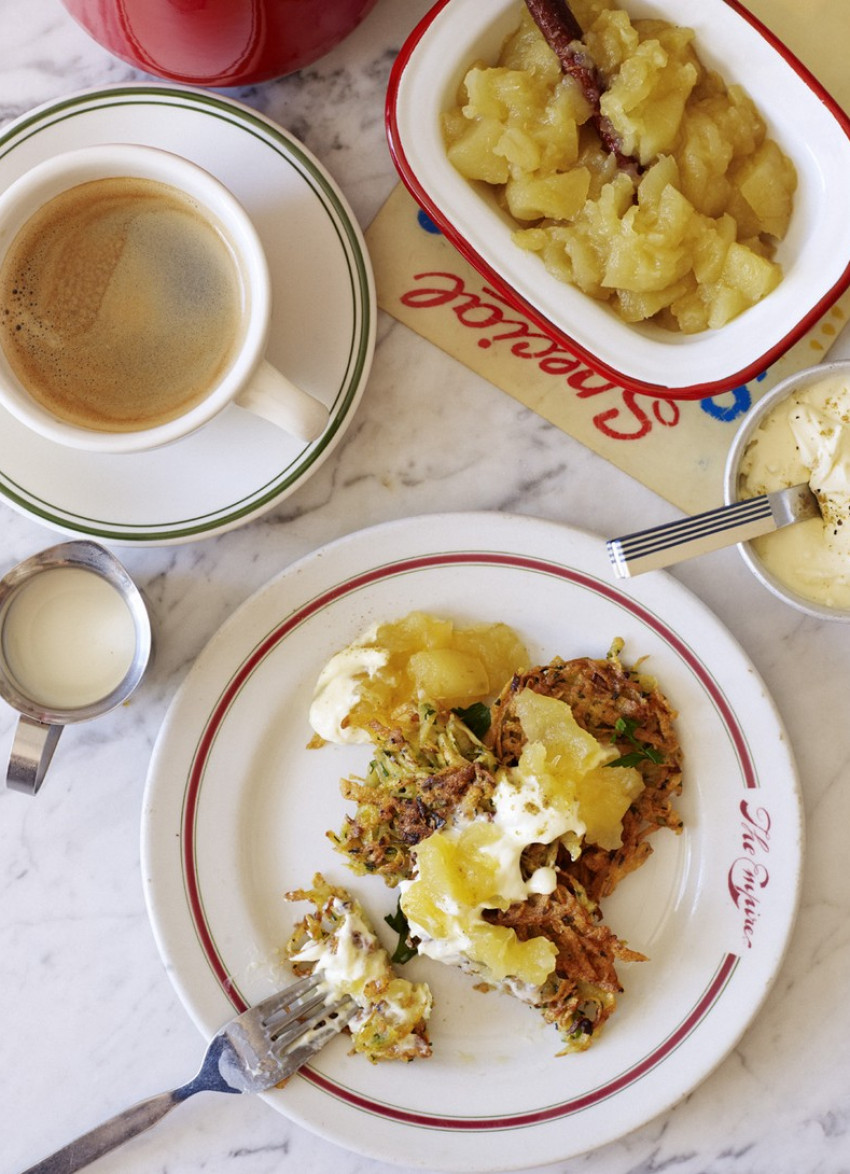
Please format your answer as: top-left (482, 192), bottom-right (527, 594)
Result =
top-left (1, 3), bottom-right (849, 1174)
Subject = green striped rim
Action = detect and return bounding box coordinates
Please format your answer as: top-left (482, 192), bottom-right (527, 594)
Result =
top-left (0, 85), bottom-right (374, 543)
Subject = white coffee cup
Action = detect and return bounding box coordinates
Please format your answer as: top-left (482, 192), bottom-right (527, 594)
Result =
top-left (0, 143), bottom-right (329, 452)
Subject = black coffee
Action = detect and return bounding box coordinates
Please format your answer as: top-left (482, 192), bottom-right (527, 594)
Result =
top-left (0, 176), bottom-right (244, 432)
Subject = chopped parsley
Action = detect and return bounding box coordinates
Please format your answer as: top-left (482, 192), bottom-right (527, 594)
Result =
top-left (607, 716), bottom-right (664, 768)
top-left (385, 900), bottom-right (418, 964)
top-left (452, 701), bottom-right (491, 739)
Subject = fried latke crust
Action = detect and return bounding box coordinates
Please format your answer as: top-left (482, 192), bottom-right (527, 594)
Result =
top-left (484, 854), bottom-right (646, 1049)
top-left (489, 651), bottom-right (683, 902)
top-left (328, 646), bottom-right (683, 1052)
top-left (332, 754), bottom-right (497, 886)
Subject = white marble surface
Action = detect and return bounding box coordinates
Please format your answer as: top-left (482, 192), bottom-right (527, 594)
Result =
top-left (1, 2), bottom-right (849, 1173)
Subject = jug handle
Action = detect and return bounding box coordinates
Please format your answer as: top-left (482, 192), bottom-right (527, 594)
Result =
top-left (6, 715), bottom-right (63, 795)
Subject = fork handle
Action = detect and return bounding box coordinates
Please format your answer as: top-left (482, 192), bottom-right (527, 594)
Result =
top-left (20, 1089), bottom-right (184, 1174)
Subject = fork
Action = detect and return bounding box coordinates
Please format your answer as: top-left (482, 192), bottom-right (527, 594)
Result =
top-left (21, 974), bottom-right (356, 1174)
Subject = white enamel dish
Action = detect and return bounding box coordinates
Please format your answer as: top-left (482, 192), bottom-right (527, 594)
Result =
top-left (142, 512), bottom-right (803, 1170)
top-left (0, 85), bottom-right (375, 545)
top-left (386, 0), bottom-right (850, 400)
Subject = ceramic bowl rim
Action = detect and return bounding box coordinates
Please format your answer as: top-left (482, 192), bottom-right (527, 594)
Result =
top-left (723, 359), bottom-right (850, 621)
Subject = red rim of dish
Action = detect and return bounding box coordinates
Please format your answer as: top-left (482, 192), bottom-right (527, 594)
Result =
top-left (385, 0), bottom-right (850, 402)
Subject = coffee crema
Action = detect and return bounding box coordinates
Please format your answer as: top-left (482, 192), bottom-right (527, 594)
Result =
top-left (0, 176), bottom-right (245, 432)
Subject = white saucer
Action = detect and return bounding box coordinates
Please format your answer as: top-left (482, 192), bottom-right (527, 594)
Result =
top-left (0, 85), bottom-right (376, 545)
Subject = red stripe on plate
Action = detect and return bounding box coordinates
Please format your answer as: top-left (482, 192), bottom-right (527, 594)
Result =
top-left (179, 551), bottom-right (754, 1125)
top-left (300, 952), bottom-right (739, 1129)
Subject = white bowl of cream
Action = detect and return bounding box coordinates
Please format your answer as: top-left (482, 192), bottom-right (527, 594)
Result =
top-left (724, 359), bottom-right (850, 620)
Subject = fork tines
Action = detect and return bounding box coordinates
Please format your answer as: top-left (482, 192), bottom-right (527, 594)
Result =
top-left (265, 974), bottom-right (354, 1043)
top-left (251, 974), bottom-right (358, 1081)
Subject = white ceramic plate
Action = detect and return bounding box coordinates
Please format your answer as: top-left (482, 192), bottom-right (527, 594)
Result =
top-left (142, 512), bottom-right (802, 1170)
top-left (0, 85), bottom-right (375, 545)
top-left (387, 0), bottom-right (850, 399)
